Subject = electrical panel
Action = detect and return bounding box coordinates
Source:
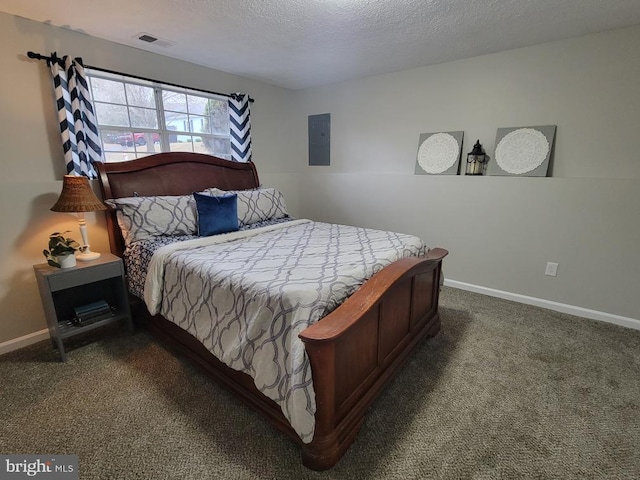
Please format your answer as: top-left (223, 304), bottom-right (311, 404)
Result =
top-left (308, 113), bottom-right (331, 166)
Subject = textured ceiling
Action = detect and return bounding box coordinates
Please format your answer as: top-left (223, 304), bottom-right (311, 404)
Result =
top-left (3, 0), bottom-right (640, 89)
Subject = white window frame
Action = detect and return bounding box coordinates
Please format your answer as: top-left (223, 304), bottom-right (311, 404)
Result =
top-left (86, 69), bottom-right (232, 162)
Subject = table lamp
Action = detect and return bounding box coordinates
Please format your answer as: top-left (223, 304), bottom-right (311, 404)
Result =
top-left (51, 175), bottom-right (107, 261)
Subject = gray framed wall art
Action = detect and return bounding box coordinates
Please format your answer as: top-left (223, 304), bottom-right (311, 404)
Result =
top-left (414, 131), bottom-right (464, 175)
top-left (488, 125), bottom-right (556, 176)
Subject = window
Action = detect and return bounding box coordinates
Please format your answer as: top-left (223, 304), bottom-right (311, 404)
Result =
top-left (87, 70), bottom-right (231, 162)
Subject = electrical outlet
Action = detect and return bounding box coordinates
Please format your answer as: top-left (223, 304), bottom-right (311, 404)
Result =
top-left (545, 262), bottom-right (559, 277)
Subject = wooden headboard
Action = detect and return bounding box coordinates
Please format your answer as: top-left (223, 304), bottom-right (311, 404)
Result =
top-left (95, 152), bottom-right (260, 257)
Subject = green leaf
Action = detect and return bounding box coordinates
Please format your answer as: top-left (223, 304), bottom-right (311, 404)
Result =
top-left (47, 259), bottom-right (61, 268)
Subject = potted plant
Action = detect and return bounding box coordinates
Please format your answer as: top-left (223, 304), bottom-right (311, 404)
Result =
top-left (43, 231), bottom-right (81, 268)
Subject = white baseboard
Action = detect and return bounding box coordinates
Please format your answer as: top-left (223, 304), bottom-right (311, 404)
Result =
top-left (444, 279), bottom-right (640, 331)
top-left (2, 282), bottom-right (638, 355)
top-left (0, 329), bottom-right (50, 356)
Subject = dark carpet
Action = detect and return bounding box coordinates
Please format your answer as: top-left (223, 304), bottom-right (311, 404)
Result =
top-left (1, 287), bottom-right (639, 479)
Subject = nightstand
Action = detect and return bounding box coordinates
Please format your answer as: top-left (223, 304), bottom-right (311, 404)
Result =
top-left (34, 253), bottom-right (133, 361)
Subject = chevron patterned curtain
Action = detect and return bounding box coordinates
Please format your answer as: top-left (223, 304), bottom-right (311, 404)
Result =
top-left (228, 94), bottom-right (252, 163)
top-left (49, 54), bottom-right (102, 178)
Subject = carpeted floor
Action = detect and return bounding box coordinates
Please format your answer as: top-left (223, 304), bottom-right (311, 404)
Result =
top-left (1, 287), bottom-right (639, 479)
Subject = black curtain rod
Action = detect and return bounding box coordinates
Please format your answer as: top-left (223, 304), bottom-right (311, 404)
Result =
top-left (27, 51), bottom-right (254, 103)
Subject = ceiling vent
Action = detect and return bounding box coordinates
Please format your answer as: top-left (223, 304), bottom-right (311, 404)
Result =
top-left (134, 33), bottom-right (175, 48)
top-left (138, 33), bottom-right (157, 43)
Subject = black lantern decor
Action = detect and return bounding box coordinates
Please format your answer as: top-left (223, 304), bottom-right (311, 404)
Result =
top-left (466, 140), bottom-right (487, 175)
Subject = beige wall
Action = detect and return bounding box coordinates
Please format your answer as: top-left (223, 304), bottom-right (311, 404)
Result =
top-left (292, 26), bottom-right (640, 321)
top-left (0, 13), bottom-right (298, 344)
top-left (2, 11), bottom-right (639, 348)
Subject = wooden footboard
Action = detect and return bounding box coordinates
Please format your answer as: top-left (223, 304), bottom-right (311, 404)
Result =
top-left (299, 248), bottom-right (447, 469)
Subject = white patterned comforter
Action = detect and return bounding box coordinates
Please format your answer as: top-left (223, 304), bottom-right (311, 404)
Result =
top-left (144, 219), bottom-right (428, 443)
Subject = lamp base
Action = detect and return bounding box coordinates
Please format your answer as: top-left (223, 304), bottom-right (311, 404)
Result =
top-left (77, 251), bottom-right (101, 261)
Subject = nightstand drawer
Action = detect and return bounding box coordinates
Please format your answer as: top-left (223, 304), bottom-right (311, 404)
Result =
top-left (47, 261), bottom-right (122, 291)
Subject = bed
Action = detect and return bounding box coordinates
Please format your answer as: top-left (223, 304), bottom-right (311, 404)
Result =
top-left (96, 152), bottom-right (447, 470)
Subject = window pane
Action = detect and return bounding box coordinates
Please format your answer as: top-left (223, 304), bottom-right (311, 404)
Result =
top-left (193, 136), bottom-right (204, 154)
top-left (95, 103), bottom-right (129, 127)
top-left (165, 111), bottom-right (189, 132)
top-left (100, 129), bottom-right (123, 145)
top-left (102, 134), bottom-right (137, 162)
top-left (113, 131), bottom-right (136, 147)
top-left (167, 126), bottom-right (178, 143)
top-left (201, 136), bottom-right (231, 158)
top-left (134, 134), bottom-right (160, 153)
top-left (103, 151), bottom-right (136, 163)
top-left (190, 115), bottom-right (209, 134)
top-left (90, 78), bottom-right (126, 103)
top-left (125, 84), bottom-right (155, 108)
top-left (129, 107), bottom-right (158, 129)
top-left (169, 134), bottom-right (194, 152)
top-left (187, 95), bottom-right (208, 114)
top-left (206, 100), bottom-right (230, 135)
top-left (217, 138), bottom-right (232, 157)
top-left (163, 91), bottom-right (187, 113)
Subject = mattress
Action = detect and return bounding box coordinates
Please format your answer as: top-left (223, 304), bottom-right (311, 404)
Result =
top-left (129, 219), bottom-right (428, 442)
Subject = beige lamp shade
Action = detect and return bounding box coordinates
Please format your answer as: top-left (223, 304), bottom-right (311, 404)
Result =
top-left (51, 175), bottom-right (107, 212)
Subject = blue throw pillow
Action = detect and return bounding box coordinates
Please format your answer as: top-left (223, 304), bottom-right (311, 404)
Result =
top-left (193, 192), bottom-right (239, 236)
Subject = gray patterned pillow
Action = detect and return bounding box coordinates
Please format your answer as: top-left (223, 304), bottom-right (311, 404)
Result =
top-left (204, 187), bottom-right (289, 227)
top-left (104, 195), bottom-right (197, 246)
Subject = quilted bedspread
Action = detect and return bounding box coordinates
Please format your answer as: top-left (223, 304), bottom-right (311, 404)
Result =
top-left (144, 219), bottom-right (428, 442)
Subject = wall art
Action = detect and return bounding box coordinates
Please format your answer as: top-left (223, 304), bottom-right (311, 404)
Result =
top-left (414, 131), bottom-right (464, 175)
top-left (489, 125), bottom-right (556, 176)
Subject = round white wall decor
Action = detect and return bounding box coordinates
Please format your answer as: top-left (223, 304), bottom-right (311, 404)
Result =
top-left (417, 133), bottom-right (460, 174)
top-left (495, 128), bottom-right (550, 175)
